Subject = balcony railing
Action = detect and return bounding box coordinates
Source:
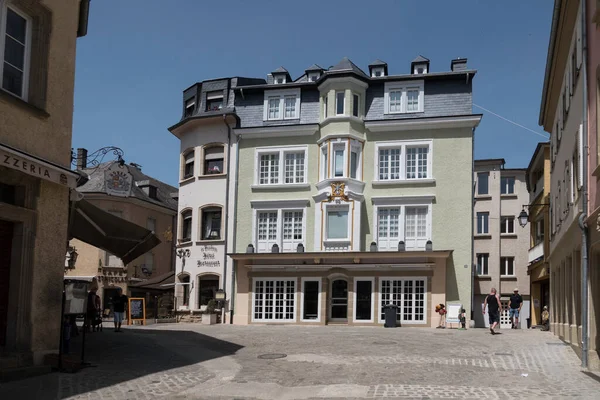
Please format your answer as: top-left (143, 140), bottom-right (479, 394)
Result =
top-left (528, 242), bottom-right (544, 263)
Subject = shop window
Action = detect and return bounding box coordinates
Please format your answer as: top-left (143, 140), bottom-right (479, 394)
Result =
top-left (198, 276), bottom-right (219, 307)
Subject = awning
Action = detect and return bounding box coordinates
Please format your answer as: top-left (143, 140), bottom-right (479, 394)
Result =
top-left (69, 199), bottom-right (161, 265)
top-left (129, 271), bottom-right (175, 291)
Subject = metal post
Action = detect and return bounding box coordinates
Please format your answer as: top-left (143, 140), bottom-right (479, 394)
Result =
top-left (58, 286), bottom-right (66, 371)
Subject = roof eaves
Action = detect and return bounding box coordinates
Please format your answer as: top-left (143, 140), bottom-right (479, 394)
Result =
top-left (539, 0), bottom-right (562, 126)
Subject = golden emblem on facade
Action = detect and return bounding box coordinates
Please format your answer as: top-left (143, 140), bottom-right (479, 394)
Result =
top-left (163, 226), bottom-right (173, 242)
top-left (327, 182), bottom-right (349, 202)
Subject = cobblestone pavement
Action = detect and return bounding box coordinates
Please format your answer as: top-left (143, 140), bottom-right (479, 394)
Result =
top-left (1, 324), bottom-right (599, 399)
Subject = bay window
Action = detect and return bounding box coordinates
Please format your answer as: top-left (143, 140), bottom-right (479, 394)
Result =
top-left (256, 146), bottom-right (307, 186)
top-left (320, 140), bottom-right (363, 181)
top-left (336, 91), bottom-right (345, 115)
top-left (333, 147), bottom-right (345, 177)
top-left (375, 141), bottom-right (432, 182)
top-left (255, 208), bottom-right (305, 252)
top-left (263, 88), bottom-right (300, 121)
top-left (384, 81), bottom-right (424, 114)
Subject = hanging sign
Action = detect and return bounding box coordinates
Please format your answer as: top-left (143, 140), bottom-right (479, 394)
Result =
top-left (104, 162), bottom-right (132, 197)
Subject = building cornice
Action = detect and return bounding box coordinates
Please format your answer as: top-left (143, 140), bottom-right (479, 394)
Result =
top-left (250, 199), bottom-right (311, 208)
top-left (365, 114), bottom-right (482, 132)
top-left (371, 195), bottom-right (436, 205)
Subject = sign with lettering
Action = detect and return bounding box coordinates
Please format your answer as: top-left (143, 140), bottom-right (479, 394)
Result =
top-left (1, 145), bottom-right (78, 188)
top-left (104, 162), bottom-right (132, 197)
top-left (197, 245), bottom-right (220, 268)
top-left (128, 297), bottom-right (145, 324)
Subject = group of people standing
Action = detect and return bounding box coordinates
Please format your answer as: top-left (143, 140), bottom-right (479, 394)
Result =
top-left (483, 287), bottom-right (523, 334)
top-left (85, 287), bottom-right (129, 333)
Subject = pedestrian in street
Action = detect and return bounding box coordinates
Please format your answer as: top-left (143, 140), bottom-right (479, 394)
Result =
top-left (483, 288), bottom-right (502, 335)
top-left (112, 288), bottom-right (128, 332)
top-left (508, 288), bottom-right (523, 329)
top-left (85, 287), bottom-right (98, 332)
top-left (541, 306), bottom-right (550, 331)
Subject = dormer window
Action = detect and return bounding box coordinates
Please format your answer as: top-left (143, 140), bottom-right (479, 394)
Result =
top-left (413, 64), bottom-right (428, 74)
top-left (274, 75), bottom-right (286, 84)
top-left (309, 73), bottom-right (320, 82)
top-left (185, 98), bottom-right (195, 117)
top-left (372, 67), bottom-right (385, 78)
top-left (205, 91), bottom-right (223, 111)
top-left (263, 88), bottom-right (300, 121)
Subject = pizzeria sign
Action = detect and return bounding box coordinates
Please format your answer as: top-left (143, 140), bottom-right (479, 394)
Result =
top-left (1, 145), bottom-right (78, 188)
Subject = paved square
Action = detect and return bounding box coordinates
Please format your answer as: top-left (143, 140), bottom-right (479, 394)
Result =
top-left (1, 324), bottom-right (598, 399)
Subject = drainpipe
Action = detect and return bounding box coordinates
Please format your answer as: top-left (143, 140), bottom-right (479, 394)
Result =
top-left (578, 0), bottom-right (589, 369)
top-left (222, 115), bottom-right (232, 324)
top-left (229, 130), bottom-right (242, 324)
top-left (471, 126), bottom-right (476, 323)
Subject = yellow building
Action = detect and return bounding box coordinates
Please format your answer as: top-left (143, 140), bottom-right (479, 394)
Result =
top-left (0, 0), bottom-right (89, 369)
top-left (525, 143), bottom-right (551, 327)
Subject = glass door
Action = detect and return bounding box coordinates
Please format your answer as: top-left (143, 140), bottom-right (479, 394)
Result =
top-left (330, 279), bottom-right (348, 321)
top-left (355, 280), bottom-right (373, 322)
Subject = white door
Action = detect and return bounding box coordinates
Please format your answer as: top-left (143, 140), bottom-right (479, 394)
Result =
top-left (405, 207), bottom-right (428, 250)
top-left (499, 300), bottom-right (512, 329)
top-left (256, 212), bottom-right (278, 253)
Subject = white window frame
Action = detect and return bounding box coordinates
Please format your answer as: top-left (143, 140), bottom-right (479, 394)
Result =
top-left (353, 277), bottom-right (375, 323)
top-left (349, 141), bottom-right (362, 180)
top-left (373, 202), bottom-right (432, 251)
top-left (335, 91), bottom-right (345, 115)
top-left (413, 64), bottom-right (428, 75)
top-left (331, 141), bottom-right (347, 178)
top-left (500, 257), bottom-right (515, 277)
top-left (252, 278), bottom-right (297, 323)
top-left (300, 277), bottom-right (322, 322)
top-left (0, 3), bottom-right (32, 101)
top-left (378, 277), bottom-right (427, 325)
top-left (254, 146), bottom-right (308, 186)
top-left (476, 253), bottom-right (489, 276)
top-left (320, 143), bottom-right (328, 181)
top-left (476, 212), bottom-right (489, 235)
top-left (374, 140), bottom-right (433, 182)
top-left (500, 176), bottom-right (516, 195)
top-left (324, 204), bottom-right (351, 242)
top-left (371, 67), bottom-right (384, 77)
top-left (308, 73), bottom-right (320, 82)
top-left (252, 206), bottom-right (307, 253)
top-left (263, 88), bottom-right (300, 121)
top-left (384, 81), bottom-right (424, 114)
top-left (500, 216), bottom-right (515, 235)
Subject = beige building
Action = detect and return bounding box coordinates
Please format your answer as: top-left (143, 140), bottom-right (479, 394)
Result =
top-left (65, 158), bottom-right (178, 316)
top-left (0, 0), bottom-right (89, 368)
top-left (473, 159), bottom-right (530, 328)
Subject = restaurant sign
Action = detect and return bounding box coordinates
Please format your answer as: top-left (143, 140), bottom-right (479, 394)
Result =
top-left (0, 145), bottom-right (78, 188)
top-left (104, 162), bottom-right (132, 197)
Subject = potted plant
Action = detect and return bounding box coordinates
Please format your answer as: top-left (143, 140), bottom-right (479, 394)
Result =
top-left (201, 299), bottom-right (218, 325)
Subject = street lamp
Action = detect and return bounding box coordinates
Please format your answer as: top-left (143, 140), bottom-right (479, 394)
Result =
top-left (518, 203), bottom-right (550, 228)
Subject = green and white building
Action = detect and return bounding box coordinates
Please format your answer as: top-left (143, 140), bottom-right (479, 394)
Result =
top-left (172, 56), bottom-right (481, 326)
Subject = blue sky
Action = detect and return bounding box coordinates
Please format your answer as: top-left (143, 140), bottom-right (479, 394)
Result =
top-left (73, 0), bottom-right (553, 186)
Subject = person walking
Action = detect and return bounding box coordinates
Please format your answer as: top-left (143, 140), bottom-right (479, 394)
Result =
top-left (112, 288), bottom-right (128, 332)
top-left (483, 288), bottom-right (502, 335)
top-left (508, 288), bottom-right (523, 329)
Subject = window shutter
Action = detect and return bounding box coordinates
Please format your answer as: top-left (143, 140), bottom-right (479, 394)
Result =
top-left (205, 146), bottom-right (224, 160)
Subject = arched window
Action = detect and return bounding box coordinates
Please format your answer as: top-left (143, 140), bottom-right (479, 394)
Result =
top-left (180, 209), bottom-right (192, 243)
top-left (202, 144), bottom-right (225, 175)
top-left (199, 205), bottom-right (223, 241)
top-left (198, 274), bottom-right (220, 307)
top-left (181, 149), bottom-right (195, 180)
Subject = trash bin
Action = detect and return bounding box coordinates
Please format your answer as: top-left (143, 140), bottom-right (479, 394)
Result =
top-left (526, 317), bottom-right (531, 329)
top-left (383, 304), bottom-right (399, 328)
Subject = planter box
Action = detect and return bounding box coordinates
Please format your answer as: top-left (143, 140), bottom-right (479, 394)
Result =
top-left (201, 314), bottom-right (217, 325)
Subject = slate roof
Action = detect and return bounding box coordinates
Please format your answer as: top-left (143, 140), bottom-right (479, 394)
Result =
top-left (412, 55), bottom-right (430, 63)
top-left (368, 59), bottom-right (388, 67)
top-left (271, 66), bottom-right (289, 74)
top-left (327, 57), bottom-right (369, 78)
top-left (305, 64), bottom-right (324, 72)
top-left (77, 162), bottom-right (178, 211)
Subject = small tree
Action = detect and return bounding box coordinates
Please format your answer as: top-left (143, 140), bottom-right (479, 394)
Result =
top-left (205, 299), bottom-right (217, 314)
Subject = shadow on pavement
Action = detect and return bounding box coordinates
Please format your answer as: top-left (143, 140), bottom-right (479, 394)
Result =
top-left (0, 326), bottom-right (243, 400)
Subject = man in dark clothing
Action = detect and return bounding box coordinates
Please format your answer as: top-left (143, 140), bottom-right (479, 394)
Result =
top-left (112, 288), bottom-right (128, 332)
top-left (483, 287), bottom-right (502, 335)
top-left (508, 288), bottom-right (523, 329)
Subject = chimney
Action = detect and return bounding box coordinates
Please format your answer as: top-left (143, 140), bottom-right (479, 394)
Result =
top-left (76, 148), bottom-right (87, 169)
top-left (451, 58), bottom-right (467, 72)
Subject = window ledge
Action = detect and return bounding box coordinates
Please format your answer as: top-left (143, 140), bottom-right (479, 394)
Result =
top-left (177, 241), bottom-right (193, 248)
top-left (384, 111), bottom-right (425, 116)
top-left (179, 176), bottom-right (195, 185)
top-left (501, 194), bottom-right (518, 199)
top-left (321, 115), bottom-right (363, 126)
top-left (500, 276), bottom-right (518, 280)
top-left (0, 89), bottom-right (50, 119)
top-left (198, 173), bottom-right (226, 179)
top-left (501, 234), bottom-right (518, 239)
top-left (474, 234), bottom-right (492, 240)
top-left (251, 183), bottom-right (311, 191)
top-left (196, 239), bottom-right (225, 245)
top-left (323, 239), bottom-right (351, 245)
top-left (476, 275), bottom-right (492, 280)
top-left (372, 178), bottom-right (435, 187)
top-left (264, 117), bottom-right (300, 123)
top-left (475, 195), bottom-right (492, 200)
